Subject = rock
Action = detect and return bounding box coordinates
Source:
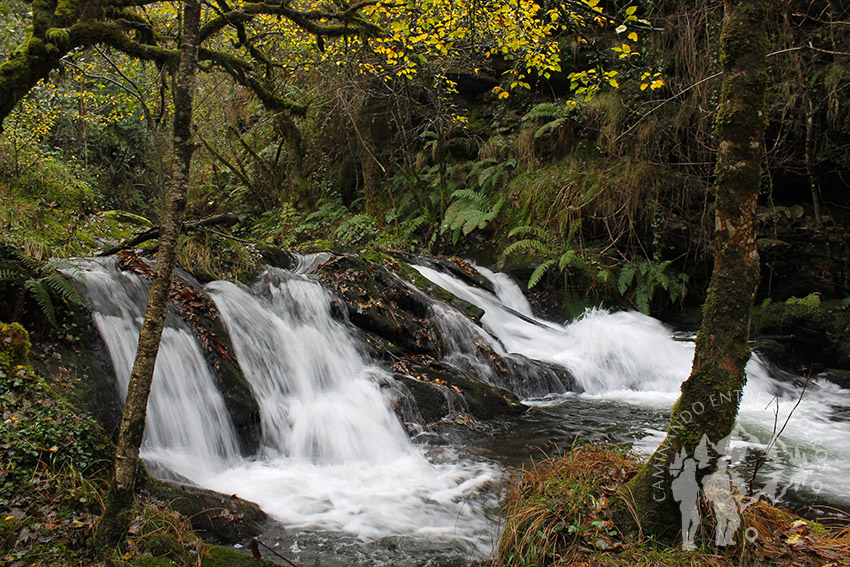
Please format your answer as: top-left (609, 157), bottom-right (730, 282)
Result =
top-left (817, 368), bottom-right (850, 390)
top-left (751, 300), bottom-right (850, 374)
top-left (144, 479), bottom-right (267, 544)
top-left (0, 322), bottom-right (31, 371)
top-left (391, 357), bottom-right (524, 423)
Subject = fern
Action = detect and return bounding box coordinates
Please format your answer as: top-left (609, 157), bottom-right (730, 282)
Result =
top-left (534, 118), bottom-right (568, 139)
top-left (0, 246), bottom-right (87, 328)
top-left (441, 188), bottom-right (504, 245)
top-left (42, 271), bottom-right (86, 308)
top-left (528, 259), bottom-right (555, 289)
top-left (617, 258), bottom-right (688, 314)
top-left (618, 263), bottom-right (637, 295)
top-left (335, 213), bottom-right (379, 245)
top-left (500, 238), bottom-right (546, 259)
top-left (25, 279), bottom-right (59, 328)
top-left (525, 102), bottom-right (562, 120)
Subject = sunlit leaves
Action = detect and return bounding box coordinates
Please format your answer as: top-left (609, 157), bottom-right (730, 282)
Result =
top-left (356, 0), bottom-right (564, 91)
top-left (640, 72), bottom-right (664, 91)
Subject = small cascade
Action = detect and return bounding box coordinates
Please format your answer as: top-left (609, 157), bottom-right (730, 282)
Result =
top-left (200, 267), bottom-right (498, 551)
top-left (76, 258), bottom-right (499, 556)
top-left (414, 261), bottom-right (850, 509)
top-left (205, 268), bottom-right (410, 463)
top-left (73, 258), bottom-right (240, 476)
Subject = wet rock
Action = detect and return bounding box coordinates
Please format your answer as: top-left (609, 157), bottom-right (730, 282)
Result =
top-left (751, 300), bottom-right (850, 374)
top-left (316, 254), bottom-right (449, 356)
top-left (145, 479), bottom-right (267, 544)
top-left (391, 356), bottom-right (524, 423)
top-left (817, 368), bottom-right (850, 390)
top-left (32, 310), bottom-right (123, 439)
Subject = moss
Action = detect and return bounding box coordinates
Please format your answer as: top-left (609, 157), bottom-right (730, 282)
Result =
top-left (0, 321), bottom-right (31, 368)
top-left (202, 545), bottom-right (280, 566)
top-left (751, 299), bottom-right (850, 371)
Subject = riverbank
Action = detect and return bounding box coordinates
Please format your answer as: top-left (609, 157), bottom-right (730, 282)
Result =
top-left (498, 446), bottom-right (850, 567)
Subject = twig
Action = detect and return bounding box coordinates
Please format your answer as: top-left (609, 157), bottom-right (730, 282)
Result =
top-left (248, 537), bottom-right (299, 566)
top-left (747, 369), bottom-right (813, 494)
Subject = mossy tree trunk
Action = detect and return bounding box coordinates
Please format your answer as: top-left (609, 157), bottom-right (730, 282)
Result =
top-left (618, 0), bottom-right (769, 542)
top-left (94, 0), bottom-right (201, 549)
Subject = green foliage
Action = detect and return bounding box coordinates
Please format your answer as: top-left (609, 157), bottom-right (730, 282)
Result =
top-left (500, 222), bottom-right (612, 318)
top-left (0, 245), bottom-right (86, 328)
top-left (437, 157), bottom-right (515, 245)
top-left (335, 213), bottom-right (381, 246)
top-left (441, 188), bottom-right (505, 245)
top-left (525, 102), bottom-right (576, 139)
top-left (785, 292), bottom-right (821, 308)
top-left (0, 326), bottom-right (111, 506)
top-left (616, 258), bottom-right (688, 315)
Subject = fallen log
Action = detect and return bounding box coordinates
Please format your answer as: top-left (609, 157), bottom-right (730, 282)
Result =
top-left (97, 212), bottom-right (238, 256)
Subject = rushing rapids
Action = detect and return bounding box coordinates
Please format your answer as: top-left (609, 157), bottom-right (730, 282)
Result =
top-left (72, 253), bottom-right (850, 564)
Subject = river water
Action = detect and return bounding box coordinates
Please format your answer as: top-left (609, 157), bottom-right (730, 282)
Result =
top-left (73, 257), bottom-right (850, 565)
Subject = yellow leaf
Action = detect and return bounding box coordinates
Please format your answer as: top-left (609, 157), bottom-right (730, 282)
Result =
top-left (628, 32), bottom-right (638, 42)
top-left (498, 91), bottom-right (510, 99)
top-left (640, 83), bottom-right (648, 91)
top-left (608, 78), bottom-right (619, 88)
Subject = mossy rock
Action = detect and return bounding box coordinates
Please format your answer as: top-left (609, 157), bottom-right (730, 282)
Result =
top-left (395, 357), bottom-right (524, 422)
top-left (316, 254), bottom-right (451, 356)
top-left (752, 300), bottom-right (850, 373)
top-left (0, 321), bottom-right (30, 370)
top-left (144, 480), bottom-right (266, 545)
top-left (202, 545), bottom-right (280, 566)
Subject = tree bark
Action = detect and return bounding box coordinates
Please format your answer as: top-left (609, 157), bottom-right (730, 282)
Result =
top-left (94, 0), bottom-right (202, 549)
top-left (617, 0), bottom-right (769, 543)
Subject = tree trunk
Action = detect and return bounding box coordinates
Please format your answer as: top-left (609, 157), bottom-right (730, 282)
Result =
top-left (94, 0), bottom-right (202, 549)
top-left (617, 0), bottom-right (768, 544)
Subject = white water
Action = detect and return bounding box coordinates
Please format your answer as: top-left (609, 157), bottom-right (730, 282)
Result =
top-left (414, 263), bottom-right (850, 509)
top-left (75, 258), bottom-right (240, 472)
top-left (77, 259), bottom-right (498, 556)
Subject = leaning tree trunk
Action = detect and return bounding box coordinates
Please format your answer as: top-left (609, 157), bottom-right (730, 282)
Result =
top-left (95, 0), bottom-right (201, 549)
top-left (617, 0), bottom-right (769, 543)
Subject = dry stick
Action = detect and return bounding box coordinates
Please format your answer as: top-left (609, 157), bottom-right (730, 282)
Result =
top-left (747, 369), bottom-right (813, 495)
top-left (249, 537), bottom-right (299, 567)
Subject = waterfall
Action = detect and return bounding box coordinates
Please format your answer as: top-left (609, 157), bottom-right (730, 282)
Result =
top-left (76, 258), bottom-right (498, 555)
top-left (414, 262), bottom-right (850, 509)
top-left (205, 268), bottom-right (411, 463)
top-left (74, 258), bottom-right (241, 477)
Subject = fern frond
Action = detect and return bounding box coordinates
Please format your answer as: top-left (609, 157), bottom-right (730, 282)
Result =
top-left (618, 263), bottom-right (637, 296)
top-left (501, 239), bottom-right (545, 258)
top-left (0, 268), bottom-right (21, 282)
top-left (635, 284), bottom-right (652, 315)
top-left (557, 249), bottom-right (577, 272)
top-left (11, 249), bottom-right (42, 274)
top-left (525, 102), bottom-right (561, 120)
top-left (528, 259), bottom-right (555, 289)
top-left (534, 117), bottom-right (568, 139)
top-left (25, 280), bottom-right (58, 327)
top-left (42, 272), bottom-right (86, 308)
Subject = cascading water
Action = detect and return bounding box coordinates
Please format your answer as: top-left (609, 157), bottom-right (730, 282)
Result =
top-left (413, 262), bottom-right (850, 510)
top-left (76, 258), bottom-right (500, 561)
top-left (75, 258), bottom-right (240, 477)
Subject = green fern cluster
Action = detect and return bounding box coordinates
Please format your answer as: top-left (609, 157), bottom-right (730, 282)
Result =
top-left (0, 246), bottom-right (86, 328)
top-left (617, 258), bottom-right (688, 315)
top-left (441, 188), bottom-right (505, 245)
top-left (439, 158), bottom-right (516, 245)
top-left (499, 223), bottom-right (688, 316)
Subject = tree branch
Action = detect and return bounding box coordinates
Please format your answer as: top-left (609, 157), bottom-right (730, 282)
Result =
top-left (97, 213), bottom-right (238, 256)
